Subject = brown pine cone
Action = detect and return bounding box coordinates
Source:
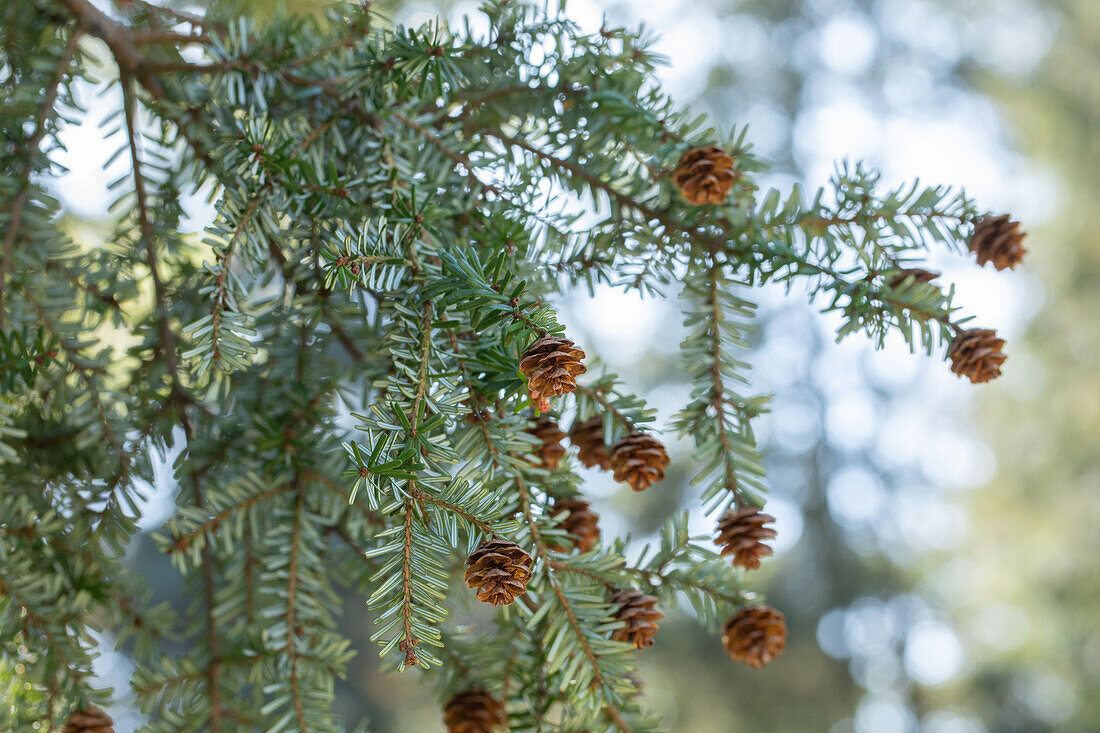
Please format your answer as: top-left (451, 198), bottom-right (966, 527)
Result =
top-left (462, 398), bottom-right (491, 425)
top-left (610, 432), bottom-right (669, 492)
top-left (549, 496), bottom-right (601, 553)
top-left (608, 588), bottom-right (663, 649)
top-left (970, 214), bottom-right (1026, 270)
top-left (519, 336), bottom-right (586, 412)
top-left (947, 328), bottom-right (1007, 384)
top-left (722, 606), bottom-right (787, 669)
top-left (568, 416), bottom-right (611, 470)
top-left (526, 416), bottom-right (567, 469)
top-left (716, 507), bottom-right (777, 570)
top-left (672, 145), bottom-right (739, 205)
top-left (463, 538), bottom-right (533, 606)
top-left (443, 688), bottom-right (505, 733)
top-left (886, 268), bottom-right (940, 289)
top-left (64, 707), bottom-right (114, 733)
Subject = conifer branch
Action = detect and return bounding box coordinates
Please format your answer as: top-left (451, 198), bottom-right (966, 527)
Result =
top-left (121, 75), bottom-right (188, 404)
top-left (0, 27), bottom-right (81, 326)
top-left (398, 300), bottom-right (434, 667)
top-left (286, 485), bottom-right (309, 732)
top-left (705, 260), bottom-right (746, 508)
top-left (166, 483), bottom-right (296, 554)
top-left (574, 383), bottom-right (637, 432)
top-left (209, 195), bottom-right (261, 362)
top-left (189, 469), bottom-right (225, 732)
top-left (515, 476), bottom-right (631, 733)
top-left (5, 3), bottom-right (1018, 727)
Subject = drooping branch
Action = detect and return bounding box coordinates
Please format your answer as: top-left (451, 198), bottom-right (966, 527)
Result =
top-left (0, 28), bottom-right (82, 326)
top-left (515, 477), bottom-right (631, 733)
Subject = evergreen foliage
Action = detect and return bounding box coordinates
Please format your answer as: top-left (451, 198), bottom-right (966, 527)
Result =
top-left (0, 0), bottom-right (1014, 729)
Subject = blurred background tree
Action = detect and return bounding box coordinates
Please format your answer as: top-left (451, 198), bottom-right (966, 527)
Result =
top-left (22, 0), bottom-right (1096, 731)
top-left (939, 1), bottom-right (1100, 729)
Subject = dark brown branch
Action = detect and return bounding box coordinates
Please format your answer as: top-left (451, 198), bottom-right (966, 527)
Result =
top-left (187, 468), bottom-right (224, 732)
top-left (391, 112), bottom-right (498, 195)
top-left (0, 28), bottom-right (82, 327)
top-left (574, 383), bottom-right (635, 432)
top-left (210, 196), bottom-right (261, 360)
top-left (59, 0), bottom-right (166, 98)
top-left (45, 261), bottom-right (122, 311)
top-left (118, 0), bottom-right (223, 32)
top-left (285, 484), bottom-right (309, 731)
top-left (131, 29), bottom-right (209, 46)
top-left (166, 483), bottom-right (296, 554)
top-left (410, 488), bottom-right (494, 535)
top-left (704, 259), bottom-right (742, 508)
top-left (121, 74), bottom-right (190, 410)
top-left (515, 476), bottom-right (631, 733)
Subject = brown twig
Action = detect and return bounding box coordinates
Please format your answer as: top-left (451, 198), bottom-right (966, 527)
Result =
top-left (0, 28), bottom-right (82, 327)
top-left (705, 259), bottom-right (743, 509)
top-left (285, 483), bottom-right (309, 731)
top-left (515, 476), bottom-right (631, 733)
top-left (121, 74), bottom-right (189, 405)
top-left (574, 383), bottom-right (635, 432)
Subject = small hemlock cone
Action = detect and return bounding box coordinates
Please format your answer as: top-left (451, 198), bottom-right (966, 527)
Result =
top-left (549, 496), bottom-right (600, 553)
top-left (519, 336), bottom-right (586, 412)
top-left (672, 145), bottom-right (739, 205)
top-left (463, 538), bottom-right (533, 606)
top-left (722, 606), bottom-right (787, 669)
top-left (716, 506), bottom-right (777, 570)
top-left (970, 214), bottom-right (1026, 270)
top-left (886, 268), bottom-right (939, 289)
top-left (64, 707), bottom-right (114, 733)
top-left (568, 416), bottom-right (611, 471)
top-left (462, 398), bottom-right (491, 425)
top-left (608, 588), bottom-right (663, 649)
top-left (947, 328), bottom-right (1007, 384)
top-left (443, 688), bottom-right (505, 733)
top-left (526, 416), bottom-right (567, 469)
top-left (610, 432), bottom-right (669, 492)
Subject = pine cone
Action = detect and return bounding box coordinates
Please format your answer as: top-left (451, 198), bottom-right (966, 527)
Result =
top-left (886, 268), bottom-right (939, 289)
top-left (722, 606), bottom-right (787, 669)
top-left (970, 214), bottom-right (1026, 270)
top-left (672, 145), bottom-right (739, 205)
top-left (568, 416), bottom-right (611, 471)
top-left (519, 336), bottom-right (586, 412)
top-left (526, 416), bottom-right (567, 469)
top-left (716, 507), bottom-right (777, 570)
top-left (443, 688), bottom-right (505, 733)
top-left (549, 496), bottom-right (600, 553)
top-left (64, 707), bottom-right (114, 733)
top-left (947, 327), bottom-right (1007, 384)
top-left (462, 398), bottom-right (491, 425)
top-left (463, 538), bottom-right (533, 606)
top-left (608, 588), bottom-right (663, 649)
top-left (609, 432), bottom-right (669, 492)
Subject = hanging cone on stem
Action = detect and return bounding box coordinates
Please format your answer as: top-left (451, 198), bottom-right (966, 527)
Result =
top-left (608, 588), bottom-right (664, 649)
top-left (443, 688), bottom-right (505, 733)
top-left (519, 336), bottom-right (586, 412)
top-left (947, 327), bottom-right (1007, 384)
top-left (64, 707), bottom-right (114, 733)
top-left (548, 496), bottom-right (601, 553)
top-left (722, 605), bottom-right (787, 669)
top-left (609, 432), bottom-right (669, 492)
top-left (569, 416), bottom-right (611, 470)
top-left (969, 214), bottom-right (1026, 270)
top-left (886, 268), bottom-right (939, 289)
top-left (715, 506), bottom-right (777, 570)
top-left (672, 145), bottom-right (740, 205)
top-left (526, 415), bottom-right (567, 469)
top-left (463, 538), bottom-right (533, 606)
